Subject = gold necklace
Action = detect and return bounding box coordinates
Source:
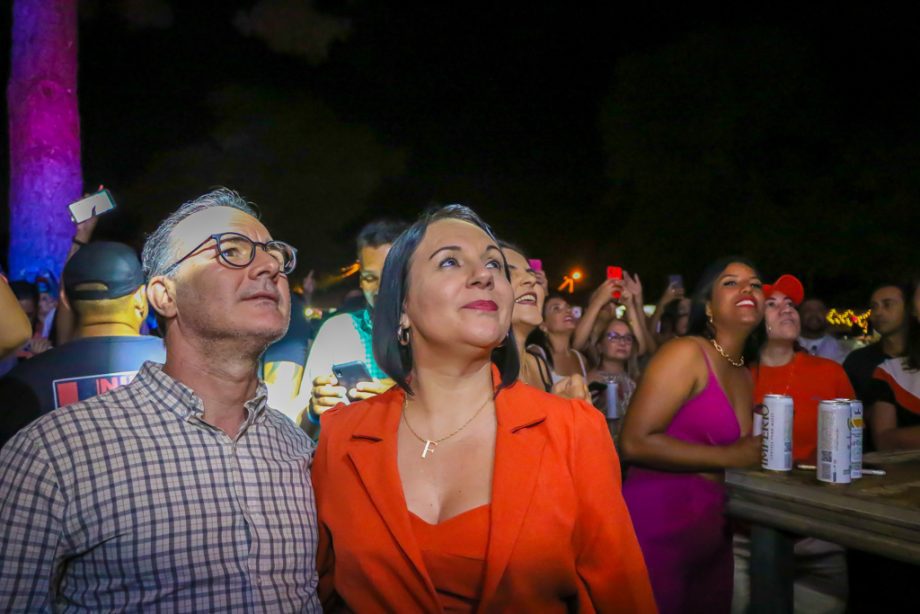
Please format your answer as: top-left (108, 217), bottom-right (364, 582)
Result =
top-left (709, 338), bottom-right (745, 368)
top-left (401, 394), bottom-right (492, 459)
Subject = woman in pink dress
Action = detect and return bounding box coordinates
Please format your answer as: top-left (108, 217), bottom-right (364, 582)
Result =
top-left (620, 257), bottom-right (764, 614)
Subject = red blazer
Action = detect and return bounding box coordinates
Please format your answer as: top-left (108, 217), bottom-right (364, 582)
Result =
top-left (313, 372), bottom-right (657, 613)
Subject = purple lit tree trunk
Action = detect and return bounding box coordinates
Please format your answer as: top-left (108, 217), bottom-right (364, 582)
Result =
top-left (7, 0), bottom-right (82, 280)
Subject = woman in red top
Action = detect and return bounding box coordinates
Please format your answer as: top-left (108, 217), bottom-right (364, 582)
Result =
top-left (737, 274), bottom-right (854, 613)
top-left (749, 275), bottom-right (854, 462)
top-left (312, 205), bottom-right (656, 613)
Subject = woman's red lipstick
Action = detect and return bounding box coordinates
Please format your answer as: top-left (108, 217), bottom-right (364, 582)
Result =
top-left (463, 300), bottom-right (498, 311)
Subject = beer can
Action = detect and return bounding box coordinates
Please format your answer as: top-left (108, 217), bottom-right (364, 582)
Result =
top-left (848, 400), bottom-right (864, 479)
top-left (752, 405), bottom-right (764, 436)
top-left (605, 381), bottom-right (620, 419)
top-left (818, 400), bottom-right (852, 484)
top-left (761, 394), bottom-right (794, 471)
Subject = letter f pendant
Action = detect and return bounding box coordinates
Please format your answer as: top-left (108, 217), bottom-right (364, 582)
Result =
top-left (421, 440), bottom-right (438, 459)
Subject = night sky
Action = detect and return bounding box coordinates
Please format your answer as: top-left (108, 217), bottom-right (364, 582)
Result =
top-left (2, 2), bottom-right (918, 306)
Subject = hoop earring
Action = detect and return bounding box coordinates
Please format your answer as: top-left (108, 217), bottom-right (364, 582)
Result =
top-left (397, 326), bottom-right (410, 346)
top-left (497, 331), bottom-right (511, 348)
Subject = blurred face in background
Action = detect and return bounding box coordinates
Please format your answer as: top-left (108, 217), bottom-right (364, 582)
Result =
top-left (38, 292), bottom-right (57, 319)
top-left (869, 286), bottom-right (907, 337)
top-left (541, 296), bottom-right (576, 334)
top-left (799, 299), bottom-right (828, 336)
top-left (359, 243), bottom-right (392, 309)
top-left (675, 297), bottom-right (691, 336)
top-left (600, 319), bottom-right (635, 362)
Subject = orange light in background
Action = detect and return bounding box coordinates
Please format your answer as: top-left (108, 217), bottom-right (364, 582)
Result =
top-left (558, 269), bottom-right (584, 294)
top-left (340, 262), bottom-right (360, 277)
top-left (316, 261), bottom-right (361, 289)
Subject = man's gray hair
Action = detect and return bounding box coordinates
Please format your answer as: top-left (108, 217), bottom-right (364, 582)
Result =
top-left (141, 188), bottom-right (258, 280)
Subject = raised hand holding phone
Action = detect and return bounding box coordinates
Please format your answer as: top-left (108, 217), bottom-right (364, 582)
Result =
top-left (68, 188), bottom-right (115, 224)
top-left (607, 266), bottom-right (623, 299)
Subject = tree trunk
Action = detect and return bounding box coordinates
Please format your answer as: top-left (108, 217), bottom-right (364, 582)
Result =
top-left (7, 0), bottom-right (82, 280)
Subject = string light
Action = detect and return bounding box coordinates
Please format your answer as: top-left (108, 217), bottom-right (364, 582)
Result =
top-left (826, 308), bottom-right (871, 334)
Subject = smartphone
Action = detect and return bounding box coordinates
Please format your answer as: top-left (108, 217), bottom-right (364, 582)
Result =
top-left (587, 381), bottom-right (608, 393)
top-left (332, 360), bottom-right (373, 400)
top-left (668, 274), bottom-right (684, 290)
top-left (528, 259), bottom-right (543, 272)
top-left (607, 266), bottom-right (623, 299)
top-left (68, 189), bottom-right (116, 224)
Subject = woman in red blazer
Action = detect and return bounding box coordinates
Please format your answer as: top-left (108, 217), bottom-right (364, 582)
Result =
top-left (312, 205), bottom-right (656, 613)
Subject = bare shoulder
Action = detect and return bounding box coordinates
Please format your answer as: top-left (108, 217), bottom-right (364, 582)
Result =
top-left (645, 337), bottom-right (707, 375)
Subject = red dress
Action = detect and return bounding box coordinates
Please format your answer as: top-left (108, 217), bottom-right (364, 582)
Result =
top-left (409, 505), bottom-right (490, 612)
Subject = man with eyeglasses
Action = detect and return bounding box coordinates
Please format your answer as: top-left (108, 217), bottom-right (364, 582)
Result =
top-left (0, 188), bottom-right (320, 612)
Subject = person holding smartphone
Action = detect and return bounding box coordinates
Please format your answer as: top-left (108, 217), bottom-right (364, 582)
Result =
top-left (298, 220), bottom-right (407, 429)
top-left (574, 269), bottom-right (655, 365)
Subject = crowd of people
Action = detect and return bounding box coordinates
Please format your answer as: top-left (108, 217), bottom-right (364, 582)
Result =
top-left (0, 187), bottom-right (918, 612)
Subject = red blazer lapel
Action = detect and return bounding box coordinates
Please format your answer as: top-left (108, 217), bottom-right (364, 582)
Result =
top-left (480, 383), bottom-right (548, 608)
top-left (345, 389), bottom-right (441, 610)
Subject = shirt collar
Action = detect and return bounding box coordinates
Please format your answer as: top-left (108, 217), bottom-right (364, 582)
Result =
top-left (354, 307), bottom-right (373, 336)
top-left (136, 361), bottom-right (269, 424)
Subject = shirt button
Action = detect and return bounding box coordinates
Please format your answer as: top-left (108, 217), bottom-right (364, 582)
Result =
top-left (255, 576), bottom-right (262, 586)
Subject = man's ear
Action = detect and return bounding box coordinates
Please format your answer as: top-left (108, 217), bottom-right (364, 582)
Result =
top-left (147, 277), bottom-right (177, 321)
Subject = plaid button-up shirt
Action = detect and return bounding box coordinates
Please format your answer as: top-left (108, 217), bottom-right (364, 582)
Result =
top-left (0, 362), bottom-right (320, 612)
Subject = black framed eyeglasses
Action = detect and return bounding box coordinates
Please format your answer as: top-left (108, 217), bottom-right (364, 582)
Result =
top-left (161, 232), bottom-right (297, 276)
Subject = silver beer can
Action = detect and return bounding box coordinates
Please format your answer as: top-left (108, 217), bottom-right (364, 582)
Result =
top-left (847, 399), bottom-right (864, 479)
top-left (761, 394), bottom-right (794, 471)
top-left (818, 400), bottom-right (852, 484)
top-left (605, 381), bottom-right (620, 419)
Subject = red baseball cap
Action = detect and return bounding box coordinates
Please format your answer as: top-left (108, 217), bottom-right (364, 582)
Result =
top-left (762, 274), bottom-right (804, 306)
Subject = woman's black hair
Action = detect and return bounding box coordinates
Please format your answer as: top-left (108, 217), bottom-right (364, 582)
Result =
top-left (686, 256), bottom-right (763, 359)
top-left (372, 204), bottom-right (519, 395)
top-left (906, 276), bottom-right (920, 371)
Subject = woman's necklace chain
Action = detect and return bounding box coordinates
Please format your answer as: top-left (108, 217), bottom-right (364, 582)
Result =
top-left (402, 394), bottom-right (492, 459)
top-left (709, 338), bottom-right (745, 368)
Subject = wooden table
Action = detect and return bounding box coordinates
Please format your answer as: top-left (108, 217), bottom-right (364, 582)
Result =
top-left (725, 450), bottom-right (920, 613)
